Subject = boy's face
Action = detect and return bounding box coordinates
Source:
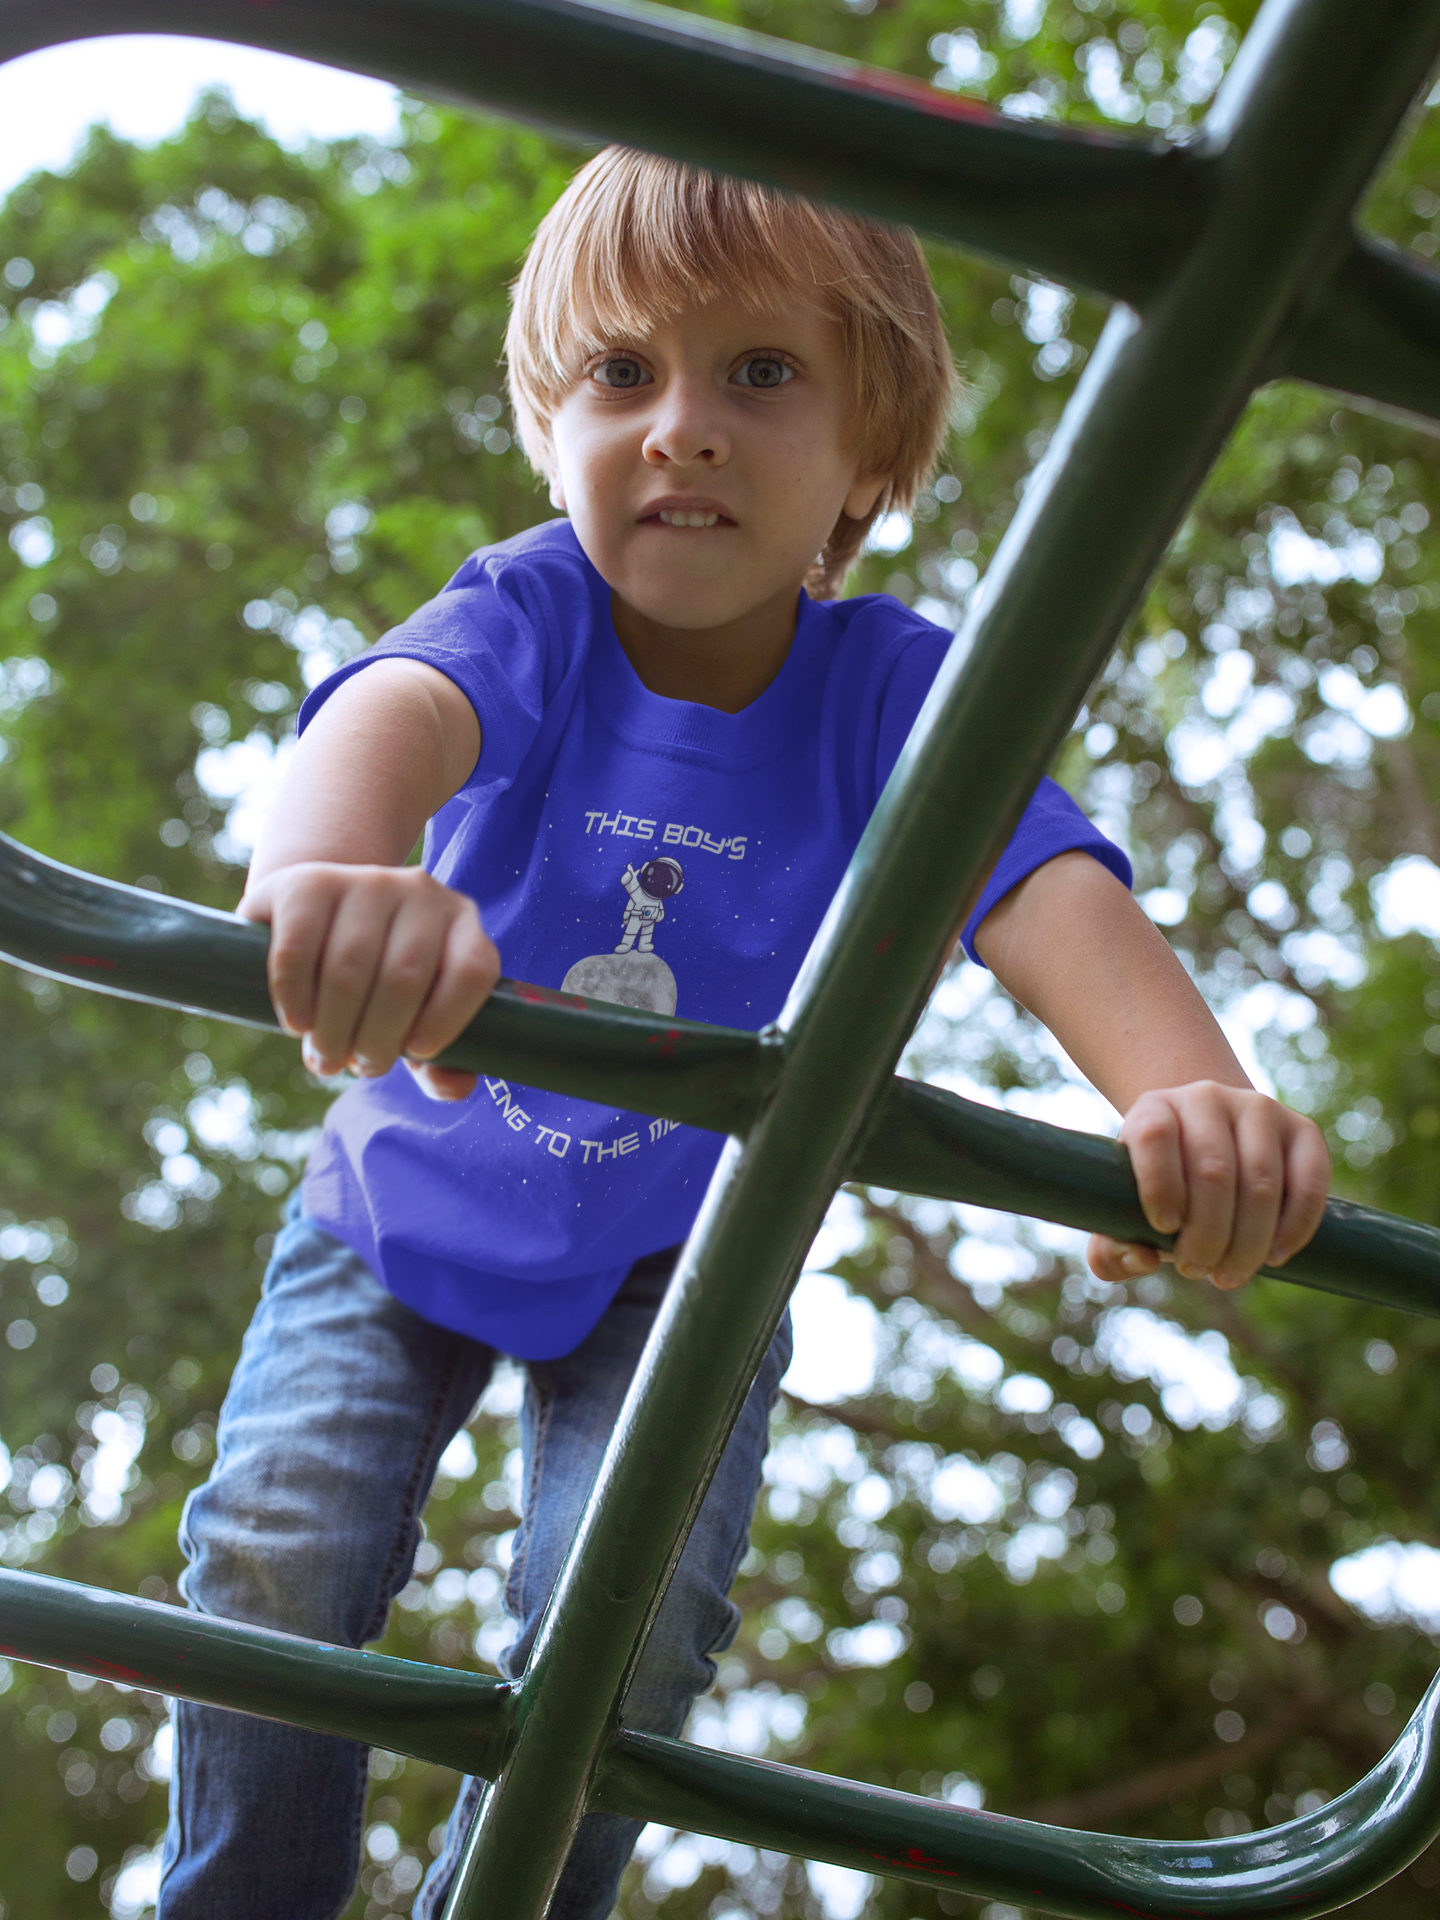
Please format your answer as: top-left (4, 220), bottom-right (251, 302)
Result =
top-left (546, 293), bottom-right (884, 638)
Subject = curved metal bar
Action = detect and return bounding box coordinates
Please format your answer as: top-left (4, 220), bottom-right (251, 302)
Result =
top-left (7, 827), bottom-right (1440, 1318)
top-left (0, 0), bottom-right (1192, 306)
top-left (3, 1563), bottom-right (1438, 1920)
top-left (0, 1569), bottom-right (514, 1777)
top-left (595, 1686), bottom-right (1440, 1919)
top-left (5, 1), bottom-right (1439, 423)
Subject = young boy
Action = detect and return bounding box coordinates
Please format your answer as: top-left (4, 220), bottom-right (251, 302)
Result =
top-left (158, 150), bottom-right (1330, 1919)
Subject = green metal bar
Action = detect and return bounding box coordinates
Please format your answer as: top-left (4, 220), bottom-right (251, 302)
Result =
top-left (868, 1079), bottom-right (1440, 1322)
top-left (1278, 230), bottom-right (1440, 429)
top-left (10, 827), bottom-right (1440, 1321)
top-left (0, 832), bottom-right (777, 1136)
top-left (593, 1698), bottom-right (1440, 1918)
top-left (0, 1571), bottom-right (513, 1775)
top-left (0, 0), bottom-right (1191, 307)
top-left (5, 1563), bottom-right (1440, 1919)
top-left (6, 2), bottom-right (1438, 419)
top-left (436, 5), bottom-right (1440, 1915)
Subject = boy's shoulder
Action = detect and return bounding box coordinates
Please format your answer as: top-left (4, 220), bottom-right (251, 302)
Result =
top-left (302, 522), bottom-right (594, 734)
top-left (444, 517), bottom-right (590, 597)
top-left (402, 519), bottom-right (600, 676)
top-left (815, 586), bottom-right (950, 641)
top-left (805, 587), bottom-right (954, 682)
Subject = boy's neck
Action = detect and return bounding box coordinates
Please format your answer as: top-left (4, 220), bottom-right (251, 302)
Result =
top-left (609, 582), bottom-right (804, 715)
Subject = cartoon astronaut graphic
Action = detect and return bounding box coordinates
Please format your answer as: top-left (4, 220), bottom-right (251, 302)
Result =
top-left (614, 857), bottom-right (684, 955)
top-left (561, 855), bottom-right (686, 1015)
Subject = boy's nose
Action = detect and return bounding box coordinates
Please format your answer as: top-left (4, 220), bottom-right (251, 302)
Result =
top-left (642, 381), bottom-right (729, 468)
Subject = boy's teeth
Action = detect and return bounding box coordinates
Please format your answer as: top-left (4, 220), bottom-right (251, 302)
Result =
top-left (658, 509), bottom-right (719, 527)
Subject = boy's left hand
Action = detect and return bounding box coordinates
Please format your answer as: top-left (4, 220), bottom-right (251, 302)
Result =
top-left (1089, 1081), bottom-right (1331, 1291)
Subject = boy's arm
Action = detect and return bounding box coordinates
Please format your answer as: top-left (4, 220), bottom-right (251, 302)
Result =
top-left (240, 659), bottom-right (497, 1097)
top-left (972, 850), bottom-right (1331, 1290)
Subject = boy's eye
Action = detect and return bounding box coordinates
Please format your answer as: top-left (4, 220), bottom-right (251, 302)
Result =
top-left (590, 356), bottom-right (652, 390)
top-left (732, 356), bottom-right (794, 390)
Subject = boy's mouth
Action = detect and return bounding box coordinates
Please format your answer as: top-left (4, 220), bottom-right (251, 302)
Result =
top-left (657, 508), bottom-right (721, 528)
top-left (642, 498), bottom-right (735, 530)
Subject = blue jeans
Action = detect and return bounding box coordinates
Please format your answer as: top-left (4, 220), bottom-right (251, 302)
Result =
top-left (157, 1209), bottom-right (791, 1920)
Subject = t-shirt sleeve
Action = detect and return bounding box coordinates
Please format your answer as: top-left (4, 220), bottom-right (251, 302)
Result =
top-left (960, 775), bottom-right (1132, 966)
top-left (870, 620), bottom-right (1132, 969)
top-left (295, 546), bottom-right (564, 797)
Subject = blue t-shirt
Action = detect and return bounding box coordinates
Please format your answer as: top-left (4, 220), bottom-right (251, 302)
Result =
top-left (298, 521), bottom-right (1129, 1358)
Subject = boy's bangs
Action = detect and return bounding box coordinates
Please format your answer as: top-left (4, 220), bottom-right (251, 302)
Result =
top-left (544, 164), bottom-right (848, 376)
top-left (564, 175), bottom-right (833, 360)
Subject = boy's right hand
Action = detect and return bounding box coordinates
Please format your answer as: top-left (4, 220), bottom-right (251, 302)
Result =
top-left (239, 862), bottom-right (500, 1101)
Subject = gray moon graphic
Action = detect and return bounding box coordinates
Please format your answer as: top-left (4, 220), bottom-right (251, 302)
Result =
top-left (560, 951), bottom-right (678, 1016)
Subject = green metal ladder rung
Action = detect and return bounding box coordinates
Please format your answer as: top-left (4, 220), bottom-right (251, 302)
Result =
top-left (3, 0), bottom-right (1440, 1913)
top-left (0, 0), bottom-right (1191, 306)
top-left (0, 1570), bottom-right (515, 1779)
top-left (5, 1564), bottom-right (1440, 1919)
top-left (6, 827), bottom-right (1440, 1320)
top-left (0, 0), bottom-right (1437, 419)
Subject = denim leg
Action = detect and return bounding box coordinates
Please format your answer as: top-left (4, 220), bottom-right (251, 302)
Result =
top-left (420, 1249), bottom-right (793, 1920)
top-left (158, 1211), bottom-right (496, 1920)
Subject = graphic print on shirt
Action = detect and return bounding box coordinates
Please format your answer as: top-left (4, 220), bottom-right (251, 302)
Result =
top-left (561, 856), bottom-right (686, 1015)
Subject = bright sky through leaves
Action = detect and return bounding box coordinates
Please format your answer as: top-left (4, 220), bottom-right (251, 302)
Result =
top-left (0, 36), bottom-right (400, 197)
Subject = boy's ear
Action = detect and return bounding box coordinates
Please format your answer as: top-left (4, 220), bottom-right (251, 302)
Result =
top-left (548, 477), bottom-right (567, 510)
top-left (844, 474), bottom-right (887, 521)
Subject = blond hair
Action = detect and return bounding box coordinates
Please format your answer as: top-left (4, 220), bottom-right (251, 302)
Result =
top-left (504, 148), bottom-right (957, 598)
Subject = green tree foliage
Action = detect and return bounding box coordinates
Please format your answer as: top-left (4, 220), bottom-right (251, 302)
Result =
top-left (0, 4), bottom-right (1437, 1917)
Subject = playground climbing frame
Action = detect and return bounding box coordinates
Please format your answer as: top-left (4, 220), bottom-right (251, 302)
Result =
top-left (2, 0), bottom-right (1440, 1913)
